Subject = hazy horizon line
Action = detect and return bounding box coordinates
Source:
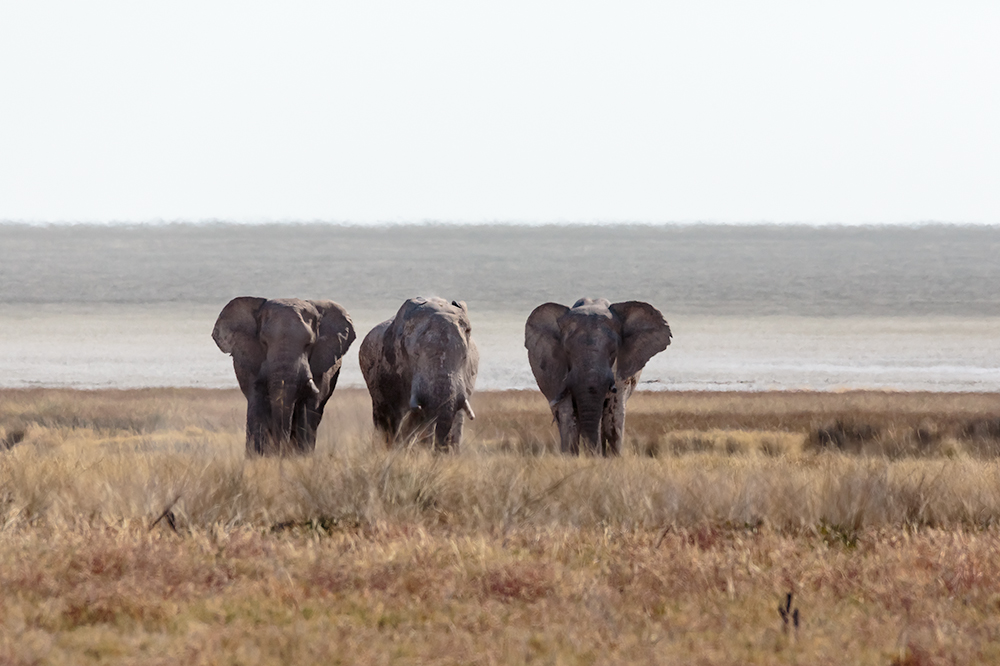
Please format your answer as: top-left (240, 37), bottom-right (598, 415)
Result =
top-left (2, 218), bottom-right (998, 229)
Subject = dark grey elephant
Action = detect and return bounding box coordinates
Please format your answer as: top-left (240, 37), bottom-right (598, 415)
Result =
top-left (525, 298), bottom-right (671, 456)
top-left (212, 297), bottom-right (356, 456)
top-left (360, 297), bottom-right (478, 451)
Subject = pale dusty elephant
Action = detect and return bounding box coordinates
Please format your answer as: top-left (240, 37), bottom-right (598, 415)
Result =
top-left (525, 298), bottom-right (671, 456)
top-left (213, 297), bottom-right (356, 456)
top-left (360, 297), bottom-right (479, 451)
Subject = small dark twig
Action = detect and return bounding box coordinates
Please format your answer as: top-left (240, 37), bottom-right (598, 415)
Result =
top-left (778, 592), bottom-right (800, 635)
top-left (149, 494), bottom-right (181, 533)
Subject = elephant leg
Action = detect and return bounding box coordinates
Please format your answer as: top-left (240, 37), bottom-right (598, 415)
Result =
top-left (601, 397), bottom-right (619, 456)
top-left (302, 369), bottom-right (338, 448)
top-left (369, 395), bottom-right (400, 447)
top-left (440, 412), bottom-right (465, 453)
top-left (374, 413), bottom-right (397, 447)
top-left (399, 409), bottom-right (437, 448)
top-left (246, 383), bottom-right (271, 456)
top-left (602, 374), bottom-right (639, 456)
top-left (552, 398), bottom-right (579, 454)
top-left (292, 400), bottom-right (316, 454)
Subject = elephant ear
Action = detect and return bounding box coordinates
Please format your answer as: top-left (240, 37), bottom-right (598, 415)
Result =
top-left (212, 297), bottom-right (267, 393)
top-left (359, 319), bottom-right (391, 385)
top-left (212, 297), bottom-right (266, 355)
top-left (609, 301), bottom-right (672, 380)
top-left (307, 300), bottom-right (356, 376)
top-left (524, 302), bottom-right (570, 403)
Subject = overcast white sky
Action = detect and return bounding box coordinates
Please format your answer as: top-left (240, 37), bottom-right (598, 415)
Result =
top-left (1, 2), bottom-right (998, 224)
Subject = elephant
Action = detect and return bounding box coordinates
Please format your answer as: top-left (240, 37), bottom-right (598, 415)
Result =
top-left (525, 298), bottom-right (672, 456)
top-left (212, 297), bottom-right (356, 456)
top-left (360, 297), bottom-right (479, 451)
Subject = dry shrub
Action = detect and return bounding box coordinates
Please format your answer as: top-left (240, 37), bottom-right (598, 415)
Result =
top-left (962, 418), bottom-right (1000, 458)
top-left (809, 419), bottom-right (882, 451)
top-left (963, 418), bottom-right (1000, 440)
top-left (1, 426), bottom-right (25, 450)
top-left (639, 429), bottom-right (804, 457)
top-left (808, 419), bottom-right (965, 458)
top-left (478, 563), bottom-right (553, 602)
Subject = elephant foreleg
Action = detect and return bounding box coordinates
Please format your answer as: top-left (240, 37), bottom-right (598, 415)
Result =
top-left (437, 412), bottom-right (464, 453)
top-left (246, 383), bottom-right (271, 456)
top-left (300, 369), bottom-right (338, 451)
top-left (552, 398), bottom-right (579, 454)
top-left (293, 401), bottom-right (316, 454)
top-left (373, 408), bottom-right (399, 447)
top-left (602, 374), bottom-right (639, 456)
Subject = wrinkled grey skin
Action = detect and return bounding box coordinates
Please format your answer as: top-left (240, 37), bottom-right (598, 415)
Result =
top-left (525, 298), bottom-right (671, 456)
top-left (360, 297), bottom-right (479, 451)
top-left (213, 297), bottom-right (355, 456)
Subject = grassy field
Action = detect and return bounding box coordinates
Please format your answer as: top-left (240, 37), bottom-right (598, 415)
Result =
top-left (3, 388), bottom-right (1000, 664)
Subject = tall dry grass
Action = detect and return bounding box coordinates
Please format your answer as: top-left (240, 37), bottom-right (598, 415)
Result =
top-left (4, 388), bottom-right (1000, 664)
top-left (3, 388), bottom-right (1000, 533)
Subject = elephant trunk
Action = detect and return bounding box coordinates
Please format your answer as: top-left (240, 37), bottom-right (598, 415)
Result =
top-left (433, 402), bottom-right (458, 452)
top-left (576, 399), bottom-right (604, 455)
top-left (268, 363), bottom-right (318, 451)
top-left (408, 374), bottom-right (466, 451)
top-left (570, 367), bottom-right (614, 455)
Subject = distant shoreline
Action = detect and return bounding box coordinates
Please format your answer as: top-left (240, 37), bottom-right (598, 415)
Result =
top-left (3, 219), bottom-right (1000, 229)
top-left (3, 222), bottom-right (1000, 316)
top-left (0, 386), bottom-right (1000, 394)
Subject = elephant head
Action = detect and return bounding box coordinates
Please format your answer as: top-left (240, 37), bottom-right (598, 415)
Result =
top-left (525, 298), bottom-right (671, 456)
top-left (360, 297), bottom-right (479, 451)
top-left (213, 297), bottom-right (355, 456)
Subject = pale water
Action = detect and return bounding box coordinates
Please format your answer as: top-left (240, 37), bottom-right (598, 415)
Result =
top-left (1, 224), bottom-right (999, 392)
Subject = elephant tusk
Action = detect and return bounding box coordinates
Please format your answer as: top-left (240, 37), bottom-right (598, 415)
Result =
top-left (461, 398), bottom-right (476, 420)
top-left (549, 385), bottom-right (571, 409)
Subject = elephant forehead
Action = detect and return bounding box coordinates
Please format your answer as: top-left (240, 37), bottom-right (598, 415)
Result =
top-left (408, 311), bottom-right (469, 339)
top-left (405, 301), bottom-right (469, 328)
top-left (412, 296), bottom-right (449, 308)
top-left (560, 307), bottom-right (614, 330)
top-left (566, 301), bottom-right (614, 320)
top-left (260, 301), bottom-right (316, 337)
top-left (409, 298), bottom-right (465, 317)
top-left (266, 298), bottom-right (318, 319)
top-left (571, 297), bottom-right (612, 310)
top-left (560, 311), bottom-right (619, 346)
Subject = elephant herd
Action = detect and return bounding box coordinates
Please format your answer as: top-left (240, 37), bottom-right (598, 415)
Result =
top-left (212, 296), bottom-right (672, 457)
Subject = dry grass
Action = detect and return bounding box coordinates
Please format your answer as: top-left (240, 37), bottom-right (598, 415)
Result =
top-left (4, 388), bottom-right (1000, 664)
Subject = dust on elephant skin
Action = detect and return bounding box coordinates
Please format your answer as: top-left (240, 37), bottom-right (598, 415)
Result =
top-left (213, 297), bottom-right (355, 456)
top-left (360, 297), bottom-right (479, 451)
top-left (525, 298), bottom-right (671, 456)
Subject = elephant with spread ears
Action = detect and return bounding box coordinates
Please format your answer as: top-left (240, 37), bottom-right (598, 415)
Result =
top-left (213, 297), bottom-right (356, 456)
top-left (525, 298), bottom-right (672, 456)
top-left (360, 297), bottom-right (479, 451)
